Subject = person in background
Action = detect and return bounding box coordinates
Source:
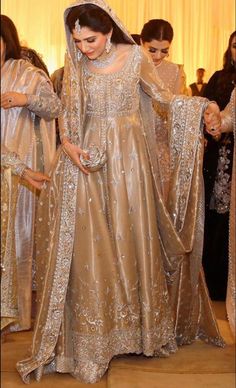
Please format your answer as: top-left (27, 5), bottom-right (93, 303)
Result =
top-left (204, 88), bottom-right (235, 338)
top-left (202, 31), bottom-right (236, 301)
top-left (141, 19), bottom-right (187, 95)
top-left (51, 66), bottom-right (64, 99)
top-left (188, 68), bottom-right (207, 96)
top-left (21, 45), bottom-right (50, 76)
top-left (51, 66), bottom-right (65, 146)
top-left (1, 148), bottom-right (50, 338)
top-left (1, 15), bottom-right (61, 333)
top-left (140, 19), bottom-right (187, 199)
top-left (131, 33), bottom-right (141, 45)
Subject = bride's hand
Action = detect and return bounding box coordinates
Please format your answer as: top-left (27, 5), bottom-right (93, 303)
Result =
top-left (62, 139), bottom-right (90, 175)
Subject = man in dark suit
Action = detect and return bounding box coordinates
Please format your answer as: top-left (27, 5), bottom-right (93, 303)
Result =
top-left (189, 68), bottom-right (207, 96)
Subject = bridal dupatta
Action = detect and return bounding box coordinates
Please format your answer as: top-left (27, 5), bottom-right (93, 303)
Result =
top-left (17, 0), bottom-right (223, 384)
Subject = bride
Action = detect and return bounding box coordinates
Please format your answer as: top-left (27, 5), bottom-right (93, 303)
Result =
top-left (17, 0), bottom-right (224, 384)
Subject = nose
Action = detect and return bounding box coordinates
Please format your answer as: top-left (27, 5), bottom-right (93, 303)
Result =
top-left (80, 41), bottom-right (89, 53)
top-left (154, 50), bottom-right (162, 60)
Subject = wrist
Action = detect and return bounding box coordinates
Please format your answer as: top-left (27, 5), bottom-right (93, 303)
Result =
top-left (22, 167), bottom-right (32, 179)
top-left (61, 137), bottom-right (70, 146)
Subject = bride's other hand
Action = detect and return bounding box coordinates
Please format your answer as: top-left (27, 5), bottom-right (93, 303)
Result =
top-left (62, 139), bottom-right (90, 175)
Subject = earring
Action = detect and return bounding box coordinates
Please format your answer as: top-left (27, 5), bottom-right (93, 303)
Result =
top-left (77, 50), bottom-right (82, 61)
top-left (105, 36), bottom-right (112, 53)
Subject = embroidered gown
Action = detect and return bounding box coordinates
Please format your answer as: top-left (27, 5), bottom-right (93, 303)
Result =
top-left (1, 59), bottom-right (61, 331)
top-left (17, 42), bottom-right (224, 383)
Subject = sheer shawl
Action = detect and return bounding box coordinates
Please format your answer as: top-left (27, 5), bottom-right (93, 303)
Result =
top-left (1, 59), bottom-right (57, 330)
top-left (16, 0), bottom-right (223, 383)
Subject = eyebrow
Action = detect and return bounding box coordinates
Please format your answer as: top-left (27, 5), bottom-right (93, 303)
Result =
top-left (73, 36), bottom-right (96, 43)
top-left (149, 46), bottom-right (169, 50)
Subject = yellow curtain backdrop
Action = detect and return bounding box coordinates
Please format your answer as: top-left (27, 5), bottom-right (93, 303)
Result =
top-left (1, 0), bottom-right (235, 84)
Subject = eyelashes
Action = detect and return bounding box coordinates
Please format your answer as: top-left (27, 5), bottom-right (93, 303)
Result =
top-left (148, 48), bottom-right (169, 54)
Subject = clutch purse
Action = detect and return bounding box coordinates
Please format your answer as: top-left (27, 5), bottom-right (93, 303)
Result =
top-left (80, 145), bottom-right (107, 172)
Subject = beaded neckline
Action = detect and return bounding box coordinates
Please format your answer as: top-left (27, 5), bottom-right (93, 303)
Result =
top-left (83, 45), bottom-right (138, 77)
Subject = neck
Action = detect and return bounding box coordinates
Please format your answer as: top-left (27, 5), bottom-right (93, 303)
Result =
top-left (90, 45), bottom-right (116, 69)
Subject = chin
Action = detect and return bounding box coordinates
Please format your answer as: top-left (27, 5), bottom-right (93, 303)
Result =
top-left (86, 53), bottom-right (96, 59)
top-left (154, 61), bottom-right (162, 66)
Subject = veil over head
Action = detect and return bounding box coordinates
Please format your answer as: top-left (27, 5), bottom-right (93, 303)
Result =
top-left (59, 0), bottom-right (134, 145)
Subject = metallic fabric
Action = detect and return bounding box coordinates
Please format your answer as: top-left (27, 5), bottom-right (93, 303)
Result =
top-left (153, 60), bottom-right (187, 200)
top-left (1, 59), bottom-right (61, 330)
top-left (17, 0), bottom-right (224, 384)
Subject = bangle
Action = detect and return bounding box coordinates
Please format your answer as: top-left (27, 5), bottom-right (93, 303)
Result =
top-left (13, 164), bottom-right (27, 177)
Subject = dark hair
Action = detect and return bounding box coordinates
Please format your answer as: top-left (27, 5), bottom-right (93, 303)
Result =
top-left (223, 30), bottom-right (236, 70)
top-left (0, 15), bottom-right (21, 60)
top-left (21, 46), bottom-right (49, 76)
top-left (66, 4), bottom-right (133, 45)
top-left (131, 34), bottom-right (141, 45)
top-left (140, 19), bottom-right (174, 43)
top-left (197, 68), bottom-right (205, 72)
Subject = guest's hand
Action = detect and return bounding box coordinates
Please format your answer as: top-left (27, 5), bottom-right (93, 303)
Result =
top-left (204, 102), bottom-right (221, 139)
top-left (22, 169), bottom-right (50, 190)
top-left (62, 139), bottom-right (90, 175)
top-left (1, 92), bottom-right (28, 109)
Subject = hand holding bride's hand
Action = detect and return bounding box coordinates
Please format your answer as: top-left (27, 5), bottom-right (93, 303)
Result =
top-left (23, 169), bottom-right (50, 190)
top-left (62, 139), bottom-right (90, 175)
top-left (204, 102), bottom-right (221, 138)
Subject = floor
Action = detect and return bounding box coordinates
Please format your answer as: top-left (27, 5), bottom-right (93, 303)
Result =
top-left (1, 302), bottom-right (235, 388)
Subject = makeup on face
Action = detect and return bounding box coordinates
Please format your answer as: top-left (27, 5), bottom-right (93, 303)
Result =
top-left (72, 26), bottom-right (109, 59)
top-left (142, 39), bottom-right (170, 66)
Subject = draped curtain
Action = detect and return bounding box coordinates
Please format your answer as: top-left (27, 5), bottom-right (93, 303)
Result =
top-left (2, 0), bottom-right (235, 84)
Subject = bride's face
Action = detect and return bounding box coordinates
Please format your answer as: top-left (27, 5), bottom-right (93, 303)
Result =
top-left (72, 26), bottom-right (111, 59)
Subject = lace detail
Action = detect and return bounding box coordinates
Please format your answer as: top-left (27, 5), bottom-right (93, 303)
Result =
top-left (210, 144), bottom-right (232, 213)
top-left (26, 81), bottom-right (62, 120)
top-left (1, 151), bottom-right (26, 177)
top-left (83, 46), bottom-right (140, 117)
top-left (29, 327), bottom-right (176, 384)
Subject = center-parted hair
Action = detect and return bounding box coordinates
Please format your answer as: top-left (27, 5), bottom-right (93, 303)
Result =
top-left (141, 19), bottom-right (174, 43)
top-left (66, 4), bottom-right (133, 45)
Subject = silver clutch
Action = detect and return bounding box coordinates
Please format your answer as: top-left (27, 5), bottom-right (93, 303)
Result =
top-left (80, 145), bottom-right (107, 172)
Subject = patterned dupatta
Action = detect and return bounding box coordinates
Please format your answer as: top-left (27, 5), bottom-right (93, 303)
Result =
top-left (17, 0), bottom-right (223, 383)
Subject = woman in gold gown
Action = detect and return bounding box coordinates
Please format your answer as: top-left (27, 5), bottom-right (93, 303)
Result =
top-left (17, 0), bottom-right (224, 384)
top-left (141, 19), bottom-right (187, 200)
top-left (1, 15), bottom-right (61, 331)
top-left (1, 149), bottom-right (50, 333)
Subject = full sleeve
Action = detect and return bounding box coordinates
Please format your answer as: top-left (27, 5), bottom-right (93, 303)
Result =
top-left (1, 146), bottom-right (27, 177)
top-left (26, 78), bottom-right (62, 121)
top-left (174, 65), bottom-right (188, 95)
top-left (221, 89), bottom-right (235, 133)
top-left (139, 49), bottom-right (174, 110)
